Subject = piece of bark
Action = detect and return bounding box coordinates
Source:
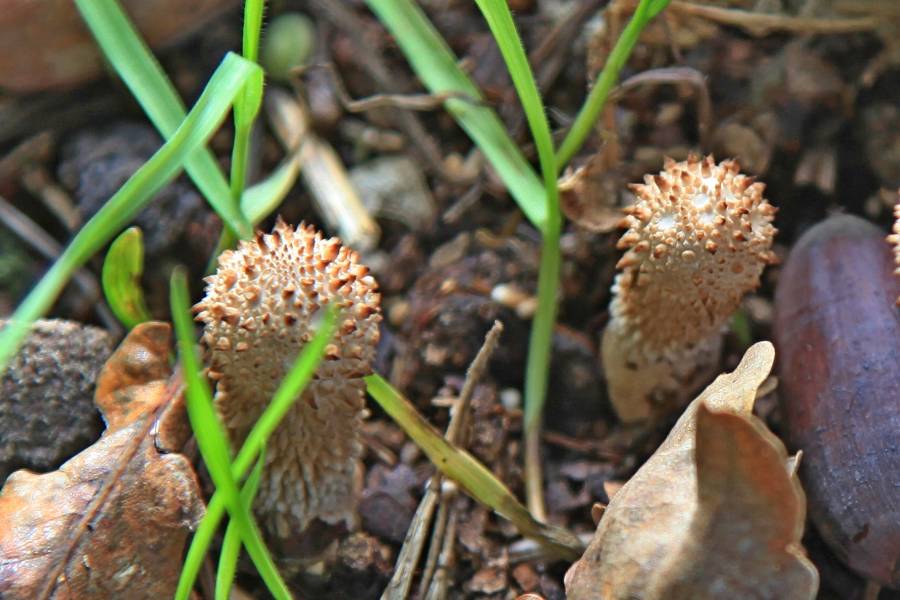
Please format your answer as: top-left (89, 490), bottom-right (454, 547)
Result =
top-left (0, 319), bottom-right (113, 482)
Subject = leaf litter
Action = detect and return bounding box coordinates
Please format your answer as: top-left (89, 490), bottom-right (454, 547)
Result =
top-left (565, 342), bottom-right (819, 600)
top-left (0, 322), bottom-right (204, 600)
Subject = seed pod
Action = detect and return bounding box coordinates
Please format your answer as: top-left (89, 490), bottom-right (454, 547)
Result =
top-left (774, 214), bottom-right (900, 588)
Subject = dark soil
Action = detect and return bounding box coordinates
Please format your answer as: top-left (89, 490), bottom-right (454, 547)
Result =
top-left (1, 1), bottom-right (898, 599)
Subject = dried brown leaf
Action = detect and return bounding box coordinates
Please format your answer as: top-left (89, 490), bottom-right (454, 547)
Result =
top-left (558, 154), bottom-right (624, 234)
top-left (0, 322), bottom-right (203, 600)
top-left (565, 342), bottom-right (818, 600)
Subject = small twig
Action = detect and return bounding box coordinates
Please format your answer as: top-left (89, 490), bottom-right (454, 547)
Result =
top-left (294, 63), bottom-right (484, 112)
top-left (610, 66), bottom-right (713, 149)
top-left (442, 181), bottom-right (484, 225)
top-left (308, 0), bottom-right (476, 185)
top-left (620, 0), bottom-right (880, 36)
top-left (531, 0), bottom-right (604, 91)
top-left (20, 165), bottom-right (83, 232)
top-left (0, 195), bottom-right (120, 335)
top-left (0, 132), bottom-right (54, 188)
top-left (381, 322), bottom-right (504, 600)
top-left (447, 320), bottom-right (504, 444)
top-left (423, 494), bottom-right (461, 600)
top-left (265, 87), bottom-right (381, 252)
top-left (416, 485), bottom-right (452, 599)
top-left (381, 481), bottom-right (442, 600)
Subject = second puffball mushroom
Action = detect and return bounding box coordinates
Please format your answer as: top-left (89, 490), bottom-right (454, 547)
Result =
top-left (602, 155), bottom-right (777, 422)
top-left (194, 219), bottom-right (381, 540)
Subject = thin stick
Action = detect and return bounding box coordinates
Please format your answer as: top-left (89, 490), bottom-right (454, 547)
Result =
top-left (628, 0), bottom-right (879, 35)
top-left (381, 322), bottom-right (503, 600)
top-left (0, 195), bottom-right (120, 334)
top-left (294, 63), bottom-right (483, 113)
top-left (423, 495), bottom-right (461, 600)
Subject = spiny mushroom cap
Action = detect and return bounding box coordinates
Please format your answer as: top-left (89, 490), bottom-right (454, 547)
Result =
top-left (193, 219), bottom-right (381, 537)
top-left (611, 155), bottom-right (777, 352)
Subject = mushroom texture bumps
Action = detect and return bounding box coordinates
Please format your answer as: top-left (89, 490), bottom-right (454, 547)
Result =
top-left (194, 219), bottom-right (381, 541)
top-left (602, 155), bottom-right (777, 422)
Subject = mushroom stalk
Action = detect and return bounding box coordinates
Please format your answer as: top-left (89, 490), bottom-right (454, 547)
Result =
top-left (194, 219), bottom-right (381, 539)
top-left (602, 155), bottom-right (777, 421)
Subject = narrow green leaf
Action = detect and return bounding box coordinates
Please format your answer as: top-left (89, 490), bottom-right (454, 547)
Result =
top-left (170, 268), bottom-right (292, 600)
top-left (216, 446), bottom-right (267, 600)
top-left (556, 0), bottom-right (671, 166)
top-left (241, 154), bottom-right (303, 227)
top-left (364, 373), bottom-right (583, 561)
top-left (174, 305), bottom-right (337, 600)
top-left (74, 0), bottom-right (253, 239)
top-left (468, 0), bottom-right (566, 517)
top-left (472, 0), bottom-right (558, 219)
top-left (0, 53), bottom-right (262, 375)
top-left (102, 227), bottom-right (151, 329)
top-left (365, 0), bottom-right (546, 229)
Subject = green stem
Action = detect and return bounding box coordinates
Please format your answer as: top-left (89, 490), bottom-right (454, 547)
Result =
top-left (556, 0), bottom-right (656, 168)
top-left (216, 0), bottom-right (267, 261)
top-left (522, 215), bottom-right (561, 520)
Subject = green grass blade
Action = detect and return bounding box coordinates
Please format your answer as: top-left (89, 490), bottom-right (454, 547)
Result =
top-left (0, 53), bottom-right (262, 375)
top-left (243, 0), bottom-right (266, 63)
top-left (469, 0), bottom-right (565, 517)
top-left (556, 0), bottom-right (671, 166)
top-left (74, 0), bottom-right (252, 239)
top-left (364, 374), bottom-right (583, 560)
top-left (215, 447), bottom-right (267, 600)
top-left (365, 0), bottom-right (546, 229)
top-left (174, 305), bottom-right (337, 600)
top-left (102, 227), bottom-right (151, 329)
top-left (472, 0), bottom-right (558, 222)
top-left (241, 154), bottom-right (303, 227)
top-left (170, 268), bottom-right (292, 600)
top-left (230, 0), bottom-right (267, 203)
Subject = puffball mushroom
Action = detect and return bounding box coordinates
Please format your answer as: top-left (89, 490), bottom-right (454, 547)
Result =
top-left (194, 218), bottom-right (381, 539)
top-left (602, 155), bottom-right (777, 422)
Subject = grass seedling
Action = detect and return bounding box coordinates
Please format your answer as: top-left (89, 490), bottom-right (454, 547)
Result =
top-left (102, 227), bottom-right (151, 329)
top-left (368, 0), bottom-right (670, 517)
top-left (0, 0), bottom-right (671, 595)
top-left (171, 268), bottom-right (292, 600)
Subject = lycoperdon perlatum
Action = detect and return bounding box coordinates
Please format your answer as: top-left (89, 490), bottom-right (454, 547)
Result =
top-left (194, 218), bottom-right (381, 538)
top-left (602, 155), bottom-right (777, 421)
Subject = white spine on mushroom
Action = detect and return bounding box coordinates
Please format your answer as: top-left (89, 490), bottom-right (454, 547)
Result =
top-left (194, 219), bottom-right (381, 538)
top-left (603, 155), bottom-right (777, 422)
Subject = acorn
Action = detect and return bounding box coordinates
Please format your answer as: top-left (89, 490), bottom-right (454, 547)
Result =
top-left (774, 214), bottom-right (900, 588)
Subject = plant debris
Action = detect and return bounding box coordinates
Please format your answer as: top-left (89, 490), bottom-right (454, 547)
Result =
top-left (565, 342), bottom-right (818, 600)
top-left (0, 322), bottom-right (203, 599)
top-left (0, 319), bottom-right (112, 481)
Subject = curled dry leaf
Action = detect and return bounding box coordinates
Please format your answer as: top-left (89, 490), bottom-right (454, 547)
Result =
top-left (557, 153), bottom-right (625, 234)
top-left (0, 322), bottom-right (203, 600)
top-left (565, 342), bottom-right (818, 600)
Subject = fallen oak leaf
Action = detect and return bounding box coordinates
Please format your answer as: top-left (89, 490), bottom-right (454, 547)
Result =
top-left (565, 341), bottom-right (818, 600)
top-left (644, 404), bottom-right (817, 598)
top-left (0, 322), bottom-right (204, 600)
